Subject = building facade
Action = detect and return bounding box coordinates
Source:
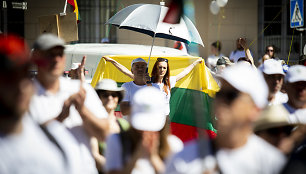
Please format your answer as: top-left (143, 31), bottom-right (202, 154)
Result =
top-left (1, 0), bottom-right (304, 63)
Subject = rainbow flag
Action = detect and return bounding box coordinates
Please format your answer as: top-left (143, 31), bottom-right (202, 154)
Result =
top-left (68, 0), bottom-right (81, 23)
top-left (91, 55), bottom-right (219, 142)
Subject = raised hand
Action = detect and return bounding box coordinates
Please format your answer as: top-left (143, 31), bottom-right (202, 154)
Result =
top-left (103, 56), bottom-right (114, 62)
top-left (77, 55), bottom-right (86, 82)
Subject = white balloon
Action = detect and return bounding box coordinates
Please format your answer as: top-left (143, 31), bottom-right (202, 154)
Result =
top-left (210, 1), bottom-right (220, 15)
top-left (216, 0), bottom-right (228, 7)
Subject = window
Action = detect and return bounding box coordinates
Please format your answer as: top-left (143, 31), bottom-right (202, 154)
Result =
top-left (258, 0), bottom-right (305, 64)
top-left (77, 0), bottom-right (118, 43)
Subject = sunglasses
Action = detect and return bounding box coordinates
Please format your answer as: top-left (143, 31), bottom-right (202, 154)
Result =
top-left (266, 126), bottom-right (293, 136)
top-left (157, 58), bottom-right (168, 63)
top-left (266, 49), bottom-right (274, 52)
top-left (215, 89), bottom-right (240, 105)
top-left (97, 91), bottom-right (119, 98)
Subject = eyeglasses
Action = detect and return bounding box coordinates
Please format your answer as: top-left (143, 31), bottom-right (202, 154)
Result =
top-left (157, 58), bottom-right (168, 63)
top-left (97, 91), bottom-right (119, 98)
top-left (215, 89), bottom-right (240, 105)
top-left (267, 49), bottom-right (274, 52)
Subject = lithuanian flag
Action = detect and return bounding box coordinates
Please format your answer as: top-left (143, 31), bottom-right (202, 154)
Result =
top-left (91, 55), bottom-right (219, 142)
top-left (68, 0), bottom-right (81, 23)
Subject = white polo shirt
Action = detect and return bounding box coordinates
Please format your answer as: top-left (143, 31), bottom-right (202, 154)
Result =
top-left (29, 77), bottom-right (108, 174)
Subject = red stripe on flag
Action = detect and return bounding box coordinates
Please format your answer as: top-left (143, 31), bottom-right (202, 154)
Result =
top-left (68, 0), bottom-right (76, 11)
top-left (170, 122), bottom-right (217, 143)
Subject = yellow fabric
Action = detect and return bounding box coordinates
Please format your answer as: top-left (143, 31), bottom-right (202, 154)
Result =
top-left (74, 0), bottom-right (79, 21)
top-left (91, 55), bottom-right (220, 97)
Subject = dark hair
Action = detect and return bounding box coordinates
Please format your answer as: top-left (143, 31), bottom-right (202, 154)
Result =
top-left (151, 58), bottom-right (171, 95)
top-left (212, 41), bottom-right (222, 52)
top-left (216, 57), bottom-right (226, 66)
top-left (120, 120), bottom-right (171, 164)
top-left (237, 57), bottom-right (252, 65)
top-left (265, 45), bottom-right (275, 58)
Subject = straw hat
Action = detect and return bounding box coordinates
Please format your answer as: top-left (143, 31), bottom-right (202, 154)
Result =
top-left (254, 104), bottom-right (293, 132)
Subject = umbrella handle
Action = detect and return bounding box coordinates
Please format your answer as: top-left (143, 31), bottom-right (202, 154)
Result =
top-left (147, 33), bottom-right (156, 68)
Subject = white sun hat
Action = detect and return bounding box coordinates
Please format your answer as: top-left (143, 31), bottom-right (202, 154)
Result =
top-left (285, 65), bottom-right (306, 83)
top-left (221, 63), bottom-right (269, 108)
top-left (131, 57), bottom-right (147, 67)
top-left (259, 59), bottom-right (285, 75)
top-left (131, 86), bottom-right (167, 131)
top-left (95, 79), bottom-right (125, 101)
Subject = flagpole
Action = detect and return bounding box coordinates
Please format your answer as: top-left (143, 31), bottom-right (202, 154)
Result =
top-left (61, 0), bottom-right (68, 16)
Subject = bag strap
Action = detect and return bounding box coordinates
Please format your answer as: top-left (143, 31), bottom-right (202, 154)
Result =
top-left (39, 124), bottom-right (67, 163)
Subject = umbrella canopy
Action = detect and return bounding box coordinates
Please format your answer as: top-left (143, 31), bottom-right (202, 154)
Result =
top-left (106, 3), bottom-right (204, 47)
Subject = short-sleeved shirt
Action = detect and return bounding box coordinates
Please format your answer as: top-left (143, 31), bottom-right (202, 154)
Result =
top-left (152, 76), bottom-right (177, 115)
top-left (121, 81), bottom-right (147, 102)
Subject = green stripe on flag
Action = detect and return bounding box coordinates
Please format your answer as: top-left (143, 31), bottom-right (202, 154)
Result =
top-left (170, 87), bottom-right (216, 132)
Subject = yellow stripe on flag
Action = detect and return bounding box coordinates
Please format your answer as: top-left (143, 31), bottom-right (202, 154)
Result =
top-left (91, 55), bottom-right (219, 97)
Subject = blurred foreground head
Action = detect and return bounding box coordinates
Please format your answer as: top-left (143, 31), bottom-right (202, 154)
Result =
top-left (31, 34), bottom-right (66, 80)
top-left (0, 34), bottom-right (32, 123)
top-left (214, 63), bottom-right (268, 130)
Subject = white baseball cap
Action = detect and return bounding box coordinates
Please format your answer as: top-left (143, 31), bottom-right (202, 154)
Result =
top-left (259, 59), bottom-right (285, 75)
top-left (71, 63), bottom-right (81, 70)
top-left (131, 57), bottom-right (147, 67)
top-left (221, 63), bottom-right (269, 108)
top-left (33, 33), bottom-right (65, 51)
top-left (285, 65), bottom-right (306, 83)
top-left (131, 87), bottom-right (166, 131)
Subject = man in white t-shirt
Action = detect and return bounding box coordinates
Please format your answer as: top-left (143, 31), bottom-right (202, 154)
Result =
top-left (29, 34), bottom-right (109, 174)
top-left (282, 65), bottom-right (306, 123)
top-left (259, 59), bottom-right (288, 105)
top-left (165, 63), bottom-right (286, 174)
top-left (120, 58), bottom-right (148, 116)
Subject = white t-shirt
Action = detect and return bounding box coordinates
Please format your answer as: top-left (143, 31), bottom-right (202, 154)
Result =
top-left (165, 134), bottom-right (286, 174)
top-left (105, 133), bottom-right (183, 174)
top-left (269, 91), bottom-right (288, 105)
top-left (29, 77), bottom-right (107, 174)
top-left (0, 116), bottom-right (67, 174)
top-left (122, 81), bottom-right (147, 102)
top-left (229, 50), bottom-right (247, 63)
top-left (152, 76), bottom-right (177, 115)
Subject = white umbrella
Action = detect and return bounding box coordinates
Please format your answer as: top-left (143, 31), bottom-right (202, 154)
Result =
top-left (106, 3), bottom-right (204, 65)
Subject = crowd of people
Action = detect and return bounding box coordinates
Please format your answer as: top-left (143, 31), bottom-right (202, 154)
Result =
top-left (0, 33), bottom-right (306, 174)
